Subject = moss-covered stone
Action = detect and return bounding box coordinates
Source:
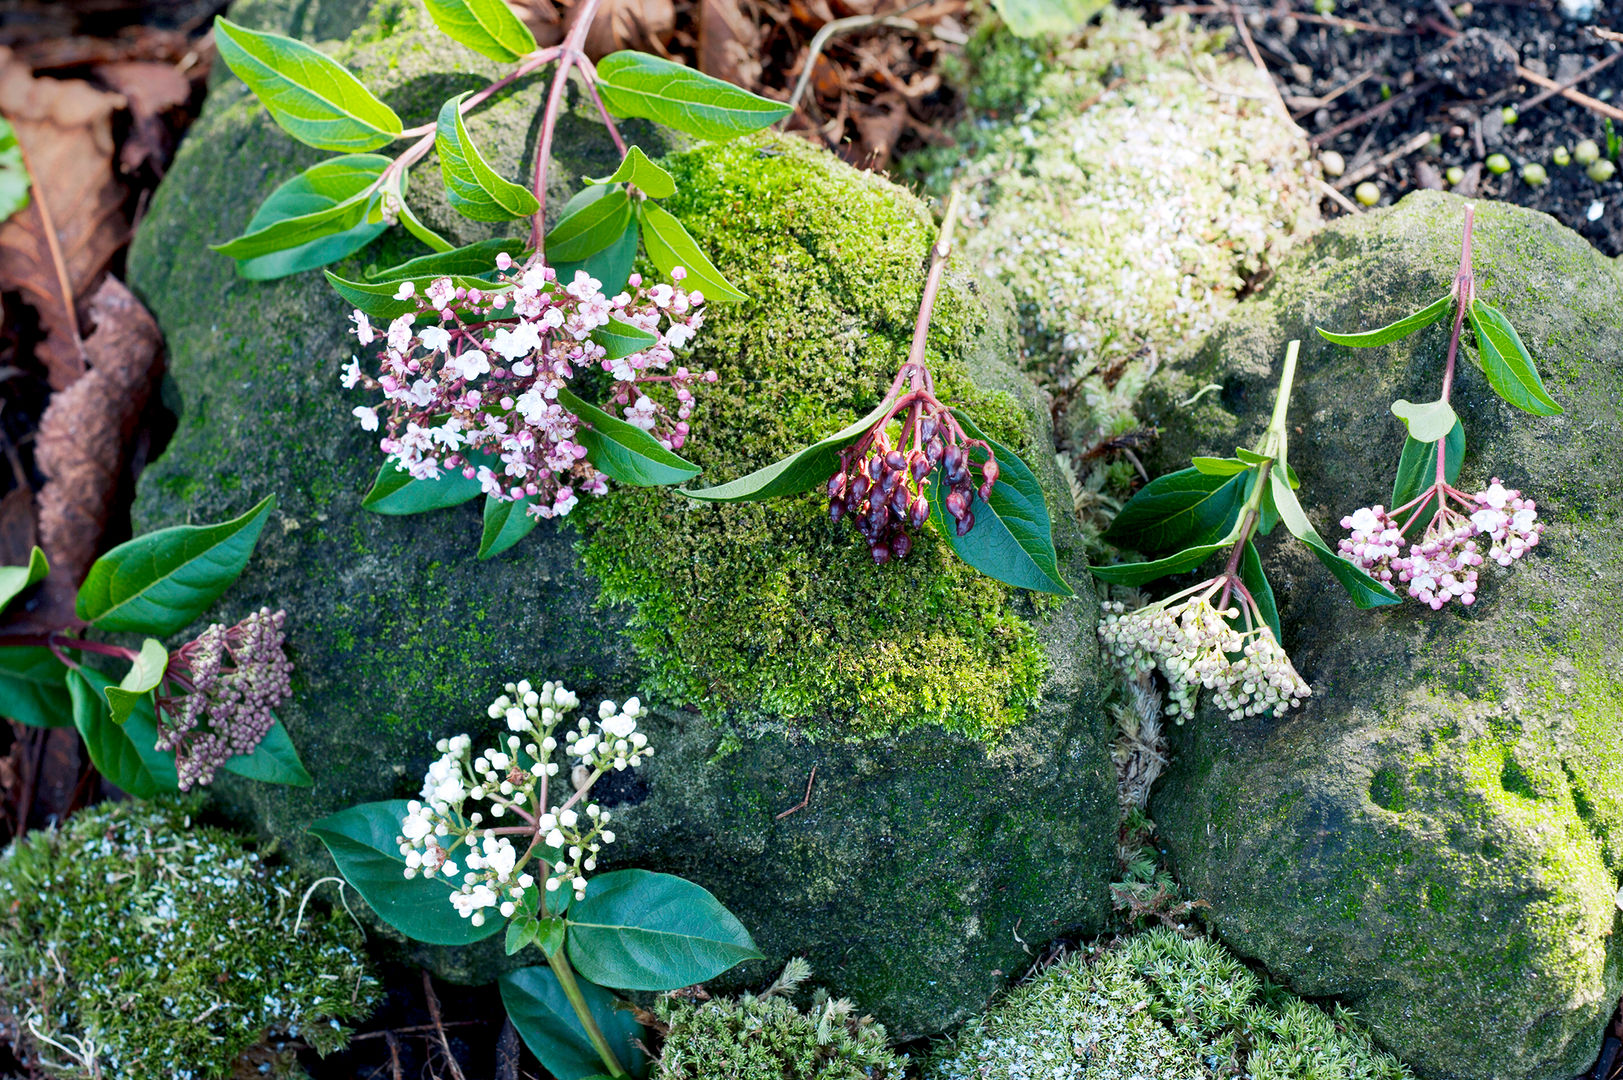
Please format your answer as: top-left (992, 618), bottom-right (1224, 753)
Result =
top-left (1143, 191), bottom-right (1623, 1080)
top-left (0, 800), bottom-right (378, 1079)
top-left (124, 0), bottom-right (1116, 1033)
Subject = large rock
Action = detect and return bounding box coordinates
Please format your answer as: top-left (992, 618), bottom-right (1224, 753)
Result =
top-left (126, 0), bottom-right (1116, 1036)
top-left (1145, 191), bottom-right (1623, 1079)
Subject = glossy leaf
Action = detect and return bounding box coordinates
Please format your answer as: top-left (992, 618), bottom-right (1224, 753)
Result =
top-left (221, 716), bottom-right (314, 786)
top-left (1238, 540), bottom-right (1281, 641)
top-left (684, 399), bottom-right (889, 502)
top-left (505, 917), bottom-right (539, 956)
top-left (1104, 467), bottom-right (1246, 554)
top-left (547, 185), bottom-right (634, 263)
top-left (423, 0), bottom-right (536, 62)
top-left (1317, 294), bottom-right (1451, 348)
top-left (1268, 472), bottom-right (1400, 609)
top-left (991, 0), bottom-right (1108, 36)
top-left (1190, 456), bottom-right (1247, 477)
top-left (552, 215), bottom-right (639, 298)
top-left (479, 495), bottom-right (538, 559)
top-left (77, 495), bottom-right (276, 636)
top-left (326, 270), bottom-right (510, 320)
top-left (594, 51), bottom-right (790, 139)
top-left (214, 17), bottom-right (402, 151)
top-left (309, 800), bottom-right (504, 945)
top-left (589, 315), bottom-right (659, 362)
top-left (0, 545), bottom-right (47, 614)
top-left (566, 869), bottom-right (761, 991)
top-left (104, 637), bottom-right (168, 725)
top-left (362, 458), bottom-right (486, 515)
top-left (1390, 397), bottom-right (1459, 444)
top-left (929, 412), bottom-right (1070, 596)
top-left (1467, 300), bottom-right (1561, 416)
top-left (637, 202), bottom-right (747, 303)
top-left (1089, 535), bottom-right (1232, 587)
top-left (367, 237), bottom-right (523, 281)
top-left (1392, 419), bottom-right (1465, 510)
top-left (556, 387), bottom-right (700, 486)
top-left (588, 145), bottom-right (676, 198)
top-left (0, 647), bottom-right (72, 728)
top-left (214, 154), bottom-right (389, 278)
top-left (499, 966), bottom-right (648, 1080)
top-left (437, 94), bottom-right (539, 222)
top-left (68, 667), bottom-right (178, 798)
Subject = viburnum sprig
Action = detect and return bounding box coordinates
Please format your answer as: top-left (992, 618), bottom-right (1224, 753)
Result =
top-left (343, 262), bottom-right (713, 521)
top-left (1318, 203), bottom-right (1558, 610)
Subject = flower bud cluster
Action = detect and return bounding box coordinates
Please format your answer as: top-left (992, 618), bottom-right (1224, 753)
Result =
top-left (344, 261), bottom-right (715, 522)
top-left (156, 608), bottom-right (292, 791)
top-left (394, 679), bottom-right (652, 926)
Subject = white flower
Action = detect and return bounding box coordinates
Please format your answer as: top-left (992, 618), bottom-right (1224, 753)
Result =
top-left (600, 712), bottom-right (637, 739)
top-left (418, 325), bottom-right (452, 352)
top-left (352, 405), bottom-right (379, 431)
top-left (393, 280), bottom-right (416, 301)
top-left (452, 349), bottom-right (490, 381)
top-left (350, 310), bottom-right (375, 345)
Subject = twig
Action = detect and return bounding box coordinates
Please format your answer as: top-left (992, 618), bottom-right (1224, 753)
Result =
top-left (1228, 4), bottom-right (1303, 134)
top-left (353, 1021), bottom-right (482, 1041)
top-left (1311, 80), bottom-right (1439, 146)
top-left (1334, 129), bottom-right (1435, 190)
top-left (783, 0), bottom-right (935, 118)
top-left (421, 971), bottom-right (468, 1080)
top-left (385, 1031), bottom-right (402, 1080)
top-left (1516, 64), bottom-right (1623, 124)
top-left (1592, 27), bottom-right (1623, 45)
top-left (774, 766), bottom-right (817, 820)
top-left (496, 1017), bottom-right (521, 1080)
top-left (1518, 52), bottom-right (1623, 117)
top-left (1288, 68), bottom-right (1375, 115)
top-left (1316, 176), bottom-right (1362, 215)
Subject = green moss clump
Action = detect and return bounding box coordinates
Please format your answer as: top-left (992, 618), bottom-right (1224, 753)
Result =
top-left (655, 959), bottom-right (909, 1080)
top-left (576, 134), bottom-right (1052, 741)
top-left (926, 931), bottom-right (1412, 1080)
top-left (0, 800), bottom-right (378, 1079)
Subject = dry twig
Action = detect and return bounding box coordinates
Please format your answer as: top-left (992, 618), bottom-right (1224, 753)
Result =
top-left (421, 971), bottom-right (468, 1080)
top-left (774, 766), bottom-right (817, 820)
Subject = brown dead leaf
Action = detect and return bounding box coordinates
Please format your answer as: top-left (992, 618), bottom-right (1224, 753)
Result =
top-left (0, 486), bottom-right (35, 567)
top-left (0, 47), bottom-right (129, 391)
top-left (698, 0), bottom-right (762, 89)
top-left (852, 90), bottom-right (907, 168)
top-left (567, 0), bottom-right (676, 58)
top-left (12, 28), bottom-right (195, 74)
top-left (97, 61), bottom-right (192, 178)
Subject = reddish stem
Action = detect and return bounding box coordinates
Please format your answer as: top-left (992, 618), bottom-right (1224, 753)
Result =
top-left (528, 0), bottom-right (609, 260)
top-left (573, 56), bottom-right (627, 156)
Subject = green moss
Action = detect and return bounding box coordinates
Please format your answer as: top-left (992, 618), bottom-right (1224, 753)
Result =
top-left (0, 800), bottom-right (378, 1079)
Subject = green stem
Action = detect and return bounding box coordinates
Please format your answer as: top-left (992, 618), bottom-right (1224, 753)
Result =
top-left (549, 944), bottom-right (629, 1078)
top-left (1220, 340), bottom-right (1301, 601)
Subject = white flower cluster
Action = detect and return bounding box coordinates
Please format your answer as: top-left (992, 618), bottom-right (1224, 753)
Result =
top-left (1098, 590), bottom-right (1310, 723)
top-left (393, 679), bottom-right (653, 925)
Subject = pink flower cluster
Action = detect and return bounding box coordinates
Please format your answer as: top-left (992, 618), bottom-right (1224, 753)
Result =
top-left (343, 259), bottom-right (714, 520)
top-left (1338, 480), bottom-right (1543, 610)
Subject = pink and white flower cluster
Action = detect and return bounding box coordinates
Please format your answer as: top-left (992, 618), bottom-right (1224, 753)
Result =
top-left (344, 258), bottom-right (715, 520)
top-left (1338, 479), bottom-right (1543, 610)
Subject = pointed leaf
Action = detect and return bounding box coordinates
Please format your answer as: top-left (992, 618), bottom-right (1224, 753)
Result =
top-left (1191, 457), bottom-right (1247, 477)
top-left (547, 185), bottom-right (633, 262)
top-left (423, 0), bottom-right (536, 62)
top-left (221, 715), bottom-right (314, 786)
top-left (77, 495), bottom-right (276, 635)
top-left (1317, 294), bottom-right (1452, 348)
top-left (1237, 540), bottom-right (1281, 641)
top-left (590, 315), bottom-right (659, 362)
top-left (505, 917), bottom-right (539, 956)
top-left (1467, 300), bottom-right (1561, 416)
top-left (104, 637), bottom-right (168, 725)
top-left (397, 198), bottom-right (454, 253)
top-left (213, 154), bottom-right (390, 278)
top-left (991, 0), bottom-right (1108, 37)
top-left (362, 458), bottom-right (486, 515)
top-left (556, 387), bottom-right (700, 486)
top-left (1268, 471), bottom-right (1400, 609)
top-left (479, 495), bottom-right (539, 559)
top-left (1392, 419), bottom-right (1465, 509)
top-left (588, 145), bottom-right (676, 199)
top-left (214, 17), bottom-right (402, 151)
top-left (637, 201), bottom-right (747, 303)
top-left (1089, 536), bottom-right (1232, 587)
top-left (309, 800), bottom-right (504, 945)
top-left (684, 399), bottom-right (889, 502)
top-left (0, 115), bottom-right (28, 227)
top-left (326, 269), bottom-right (511, 320)
top-left (553, 214), bottom-right (638, 298)
top-left (0, 647), bottom-right (72, 728)
top-left (68, 667), bottom-right (178, 798)
top-left (566, 868), bottom-right (762, 991)
top-left (437, 93), bottom-right (540, 222)
top-left (367, 237), bottom-right (524, 281)
top-left (1390, 398), bottom-right (1459, 444)
top-left (0, 545), bottom-right (48, 614)
top-left (499, 965), bottom-right (648, 1080)
top-left (1104, 467), bottom-right (1246, 553)
top-left (594, 51), bottom-right (790, 139)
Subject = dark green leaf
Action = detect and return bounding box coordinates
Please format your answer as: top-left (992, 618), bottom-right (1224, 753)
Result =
top-left (0, 115), bottom-right (29, 228)
top-left (1104, 467), bottom-right (1246, 553)
top-left (683, 399), bottom-right (888, 502)
top-left (104, 637), bottom-right (167, 724)
top-left (547, 185), bottom-right (633, 263)
top-left (637, 202), bottom-right (746, 303)
top-left (0, 647), bottom-right (72, 728)
top-left (506, 917), bottom-right (539, 956)
top-left (0, 545), bottom-right (47, 614)
top-left (552, 215), bottom-right (638, 298)
top-left (309, 800), bottom-right (504, 945)
top-left (556, 387), bottom-right (700, 486)
top-left (367, 237), bottom-right (524, 281)
top-left (991, 0), bottom-right (1108, 36)
top-left (214, 154), bottom-right (389, 278)
top-left (362, 458), bottom-right (486, 515)
top-left (1392, 419), bottom-right (1465, 509)
top-left (589, 316), bottom-right (659, 362)
top-left (928, 412), bottom-right (1070, 596)
top-left (221, 715), bottom-right (314, 786)
top-left (1190, 456), bottom-right (1247, 477)
top-left (588, 145), bottom-right (676, 199)
top-left (326, 269), bottom-right (510, 320)
top-left (423, 0), bottom-right (536, 62)
top-left (594, 51), bottom-right (790, 139)
top-left (1390, 398), bottom-right (1459, 443)
top-left (437, 93), bottom-right (540, 222)
top-left (1268, 472), bottom-right (1400, 609)
top-left (566, 869), bottom-right (762, 991)
top-left (1088, 536), bottom-right (1231, 587)
top-left (479, 495), bottom-right (538, 559)
top-left (76, 495), bottom-right (276, 635)
top-left (499, 965), bottom-right (648, 1080)
top-left (68, 667), bottom-right (178, 798)
top-left (536, 914), bottom-right (566, 957)
top-left (214, 17), bottom-right (401, 151)
top-left (1316, 294), bottom-right (1451, 348)
top-left (1237, 540), bottom-right (1281, 641)
top-left (1467, 300), bottom-right (1561, 416)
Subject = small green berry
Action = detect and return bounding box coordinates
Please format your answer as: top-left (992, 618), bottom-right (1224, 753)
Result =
top-left (1553, 145), bottom-right (1571, 167)
top-left (1501, 106), bottom-right (1518, 125)
top-left (1589, 159), bottom-right (1617, 182)
top-left (1575, 139), bottom-right (1601, 166)
top-left (1355, 181), bottom-right (1381, 206)
top-left (1521, 163), bottom-right (1547, 186)
top-left (1320, 150), bottom-right (1346, 178)
top-left (1314, 0), bottom-right (1335, 12)
top-left (1445, 165), bottom-right (1465, 186)
top-left (1485, 153), bottom-right (1511, 175)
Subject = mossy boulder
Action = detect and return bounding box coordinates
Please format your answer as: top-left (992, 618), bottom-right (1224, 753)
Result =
top-left (1143, 191), bottom-right (1623, 1080)
top-left (125, 0), bottom-right (1116, 1036)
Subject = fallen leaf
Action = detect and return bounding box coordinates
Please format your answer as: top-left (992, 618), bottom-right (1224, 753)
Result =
top-left (96, 61), bottom-right (193, 178)
top-left (0, 486), bottom-right (35, 567)
top-left (567, 0), bottom-right (675, 58)
top-left (0, 47), bottom-right (129, 390)
top-left (698, 0), bottom-right (762, 89)
top-left (852, 90), bottom-right (907, 169)
top-left (13, 28), bottom-right (196, 74)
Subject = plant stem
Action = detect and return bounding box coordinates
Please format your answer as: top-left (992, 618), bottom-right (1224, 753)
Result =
top-left (529, 0), bottom-right (609, 260)
top-left (1219, 340), bottom-right (1300, 608)
top-left (0, 633), bottom-right (137, 663)
top-left (905, 188), bottom-right (962, 380)
top-left (1438, 204), bottom-right (1476, 408)
top-left (548, 945), bottom-right (629, 1077)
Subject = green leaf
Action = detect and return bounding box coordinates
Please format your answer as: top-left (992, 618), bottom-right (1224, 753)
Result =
top-left (1237, 540), bottom-right (1281, 641)
top-left (479, 495), bottom-right (538, 559)
top-left (221, 715), bottom-right (314, 786)
top-left (1317, 294), bottom-right (1452, 348)
top-left (76, 495), bottom-right (276, 636)
top-left (1390, 398), bottom-right (1459, 444)
top-left (594, 51), bottom-right (790, 139)
top-left (928, 413), bottom-right (1070, 596)
top-left (423, 0), bottom-right (536, 62)
top-left (536, 914), bottom-right (566, 957)
top-left (553, 215), bottom-right (639, 298)
top-left (396, 197), bottom-right (454, 253)
top-left (309, 800), bottom-right (504, 945)
top-left (1467, 300), bottom-right (1562, 416)
top-left (326, 270), bottom-right (510, 320)
top-left (499, 966), bottom-right (649, 1080)
top-left (684, 399), bottom-right (888, 502)
top-left (68, 667), bottom-right (178, 798)
top-left (213, 17), bottom-right (402, 152)
top-left (0, 115), bottom-right (30, 228)
top-left (637, 202), bottom-right (747, 303)
top-left (362, 458), bottom-right (486, 515)
top-left (556, 387), bottom-right (701, 486)
top-left (214, 154), bottom-right (390, 278)
top-left (590, 315), bottom-right (659, 362)
top-left (588, 145), bottom-right (676, 199)
top-left (437, 93), bottom-right (540, 222)
top-left (991, 0), bottom-right (1109, 37)
top-left (0, 545), bottom-right (48, 614)
top-left (505, 917), bottom-right (539, 956)
top-left (547, 185), bottom-right (634, 263)
top-left (566, 869), bottom-right (762, 991)
top-left (104, 637), bottom-right (168, 725)
top-left (1191, 456), bottom-right (1247, 476)
top-left (0, 647), bottom-right (72, 728)
top-left (367, 237), bottom-right (523, 281)
top-left (1104, 468), bottom-right (1246, 553)
top-left (1392, 419), bottom-right (1465, 510)
top-left (1088, 535), bottom-right (1232, 587)
top-left (1268, 472), bottom-right (1400, 609)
